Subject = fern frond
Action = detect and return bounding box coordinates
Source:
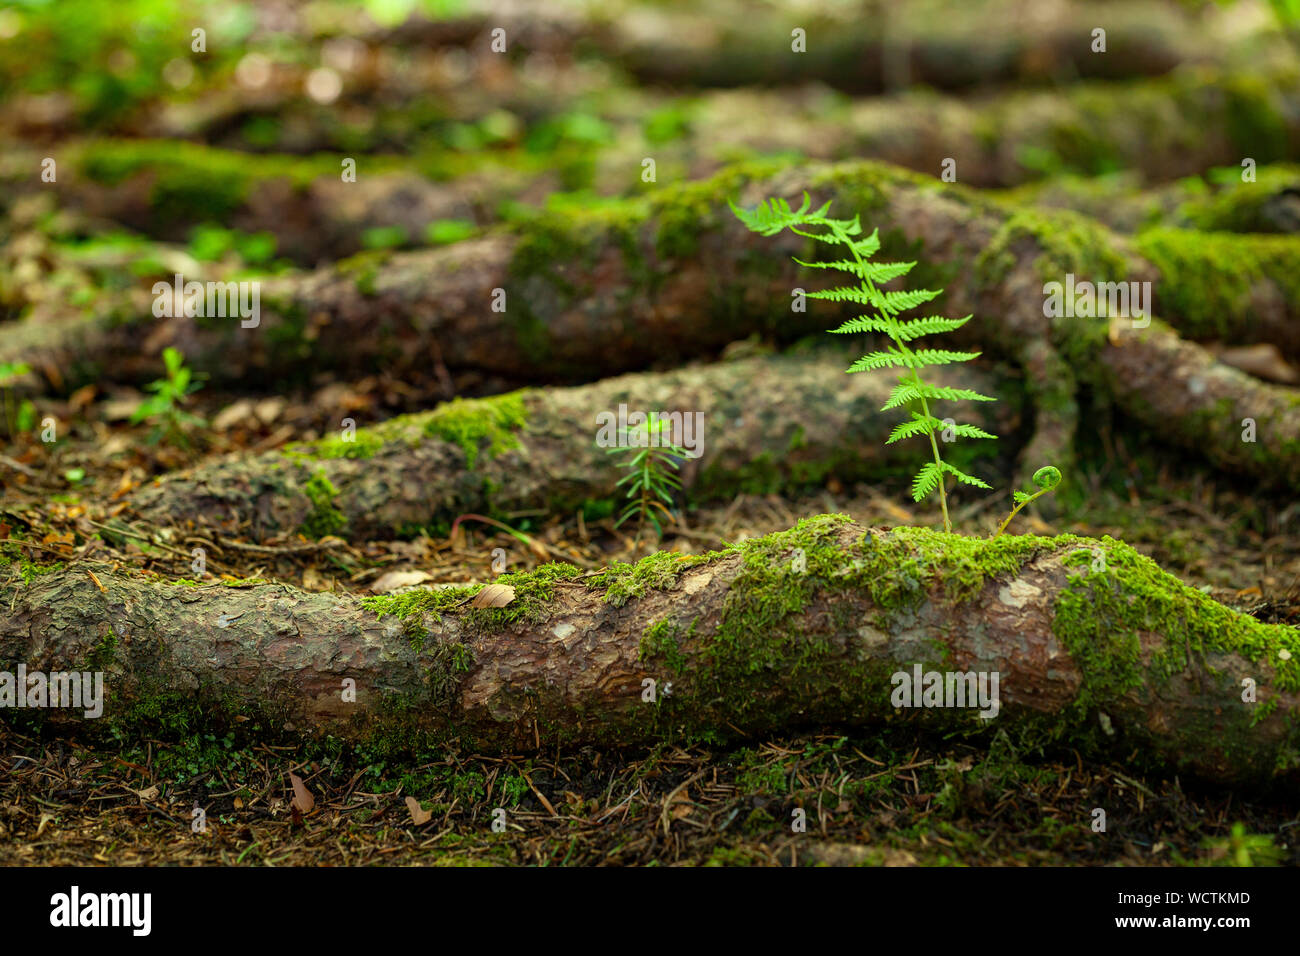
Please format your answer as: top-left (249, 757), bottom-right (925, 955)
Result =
top-left (881, 380), bottom-right (926, 410)
top-left (881, 381), bottom-right (996, 410)
top-left (730, 194), bottom-right (1002, 533)
top-left (874, 288), bottom-right (942, 314)
top-left (908, 349), bottom-right (982, 367)
top-left (804, 286), bottom-right (876, 305)
top-left (946, 422), bottom-right (999, 440)
top-left (893, 315), bottom-right (972, 341)
top-left (942, 462), bottom-right (993, 490)
top-left (728, 192), bottom-right (823, 236)
top-left (829, 315), bottom-right (894, 335)
top-left (847, 349), bottom-right (909, 372)
top-left (910, 461), bottom-right (944, 502)
top-left (886, 413), bottom-right (944, 444)
top-left (793, 258), bottom-right (916, 284)
top-left (851, 229), bottom-right (880, 256)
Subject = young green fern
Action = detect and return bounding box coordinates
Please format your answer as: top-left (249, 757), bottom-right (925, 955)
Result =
top-left (731, 192), bottom-right (996, 532)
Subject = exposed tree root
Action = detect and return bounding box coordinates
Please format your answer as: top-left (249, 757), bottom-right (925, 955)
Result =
top-left (3, 515), bottom-right (1297, 785)
top-left (124, 352), bottom-right (1021, 541)
top-left (369, 0), bottom-right (1235, 93)
top-left (6, 159), bottom-right (1299, 490)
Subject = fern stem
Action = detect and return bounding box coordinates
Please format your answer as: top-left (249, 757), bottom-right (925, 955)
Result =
top-left (833, 223), bottom-right (952, 532)
top-left (924, 414), bottom-right (952, 533)
top-left (993, 488), bottom-right (1045, 537)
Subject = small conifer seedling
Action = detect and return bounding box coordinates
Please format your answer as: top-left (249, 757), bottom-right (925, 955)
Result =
top-left (732, 193), bottom-right (995, 532)
top-left (606, 415), bottom-right (686, 540)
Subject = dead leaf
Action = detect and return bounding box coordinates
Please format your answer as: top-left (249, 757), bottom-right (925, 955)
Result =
top-left (301, 567), bottom-right (329, 592)
top-left (289, 773), bottom-right (315, 814)
top-left (254, 397), bottom-right (286, 425)
top-left (370, 569), bottom-right (432, 593)
top-left (1211, 343), bottom-right (1300, 385)
top-left (470, 583), bottom-right (515, 609)
top-left (211, 399), bottom-right (255, 432)
top-left (405, 796), bottom-right (433, 825)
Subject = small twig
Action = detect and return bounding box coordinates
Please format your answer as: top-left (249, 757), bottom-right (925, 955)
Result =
top-left (0, 455), bottom-right (36, 477)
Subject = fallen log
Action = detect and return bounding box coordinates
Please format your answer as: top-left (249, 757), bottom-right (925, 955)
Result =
top-left (6, 159), bottom-right (1300, 489)
top-left (3, 515), bottom-right (1297, 785)
top-left (1, 140), bottom-right (527, 267)
top-left (367, 0), bottom-right (1234, 93)
top-left (124, 352), bottom-right (1022, 541)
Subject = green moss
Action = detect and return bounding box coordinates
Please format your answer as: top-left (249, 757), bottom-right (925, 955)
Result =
top-left (1222, 74), bottom-right (1292, 163)
top-left (308, 430), bottom-right (386, 461)
top-left (18, 558), bottom-right (64, 586)
top-left (1052, 538), bottom-right (1300, 706)
top-left (464, 562), bottom-right (585, 628)
top-left (333, 249), bottom-right (391, 297)
top-left (1136, 228), bottom-right (1300, 341)
top-left (1177, 164), bottom-right (1300, 233)
top-left (421, 392), bottom-right (529, 468)
top-left (587, 549), bottom-right (714, 608)
top-left (976, 206), bottom-right (1132, 289)
top-left (299, 469), bottom-right (346, 539)
top-left (858, 526), bottom-right (1080, 610)
top-left (75, 140), bottom-right (345, 230)
top-left (639, 616), bottom-right (694, 674)
top-left (84, 632), bottom-right (118, 671)
top-left (362, 585), bottom-right (478, 648)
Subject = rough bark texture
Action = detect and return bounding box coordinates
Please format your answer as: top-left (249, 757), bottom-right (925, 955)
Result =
top-left (125, 352), bottom-right (1023, 541)
top-left (3, 516), bottom-right (1297, 785)
top-left (6, 159), bottom-right (1300, 489)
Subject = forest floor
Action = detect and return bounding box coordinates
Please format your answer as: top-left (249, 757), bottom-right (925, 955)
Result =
top-left (2, 398), bottom-right (1297, 865)
top-left (5, 0), bottom-right (1300, 867)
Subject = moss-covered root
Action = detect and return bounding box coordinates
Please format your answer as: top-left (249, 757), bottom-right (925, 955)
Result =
top-left (1100, 320), bottom-right (1300, 490)
top-left (125, 352), bottom-right (1020, 541)
top-left (998, 164), bottom-right (1300, 235)
top-left (56, 139), bottom-right (483, 266)
top-left (3, 515), bottom-right (1297, 784)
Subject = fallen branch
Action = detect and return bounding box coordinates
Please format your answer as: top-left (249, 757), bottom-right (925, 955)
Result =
top-left (3, 515), bottom-right (1297, 785)
top-left (125, 352), bottom-right (1020, 541)
top-left (7, 159), bottom-right (1300, 490)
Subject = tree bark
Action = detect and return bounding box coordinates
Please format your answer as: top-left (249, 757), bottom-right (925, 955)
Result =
top-left (3, 515), bottom-right (1297, 785)
top-left (6, 159), bottom-right (1300, 488)
top-left (124, 352), bottom-right (1022, 541)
